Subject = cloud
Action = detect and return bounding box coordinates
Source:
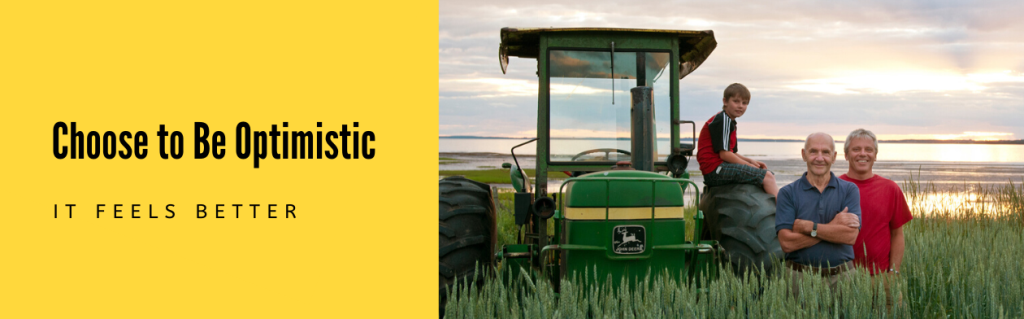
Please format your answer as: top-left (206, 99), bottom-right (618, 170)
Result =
top-left (440, 78), bottom-right (610, 99)
top-left (785, 71), bottom-right (988, 94)
top-left (440, 0), bottom-right (1024, 140)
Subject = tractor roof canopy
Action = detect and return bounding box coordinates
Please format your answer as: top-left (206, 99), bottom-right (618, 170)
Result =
top-left (499, 27), bottom-right (716, 79)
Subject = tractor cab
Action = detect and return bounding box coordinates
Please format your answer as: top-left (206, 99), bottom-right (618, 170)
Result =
top-left (499, 27), bottom-right (716, 189)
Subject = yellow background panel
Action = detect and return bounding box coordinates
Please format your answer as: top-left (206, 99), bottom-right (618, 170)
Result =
top-left (1, 1), bottom-right (436, 317)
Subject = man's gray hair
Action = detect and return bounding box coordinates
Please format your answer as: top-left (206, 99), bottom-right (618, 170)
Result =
top-left (844, 128), bottom-right (878, 154)
top-left (804, 132), bottom-right (835, 151)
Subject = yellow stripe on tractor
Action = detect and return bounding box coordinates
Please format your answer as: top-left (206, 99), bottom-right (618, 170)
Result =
top-left (564, 206), bottom-right (685, 220)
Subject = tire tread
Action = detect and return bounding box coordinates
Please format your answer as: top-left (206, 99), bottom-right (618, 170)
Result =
top-left (438, 176), bottom-right (495, 317)
top-left (700, 183), bottom-right (783, 275)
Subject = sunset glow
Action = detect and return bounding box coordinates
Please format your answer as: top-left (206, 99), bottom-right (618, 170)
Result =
top-left (869, 132), bottom-right (1016, 141)
top-left (787, 71), bottom-right (988, 94)
top-left (440, 1), bottom-right (1024, 141)
top-left (440, 78), bottom-right (609, 99)
top-left (929, 132), bottom-right (1016, 141)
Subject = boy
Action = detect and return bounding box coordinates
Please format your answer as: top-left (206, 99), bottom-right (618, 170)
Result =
top-left (696, 83), bottom-right (778, 196)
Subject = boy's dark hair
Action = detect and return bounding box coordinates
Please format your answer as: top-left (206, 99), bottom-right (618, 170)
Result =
top-left (723, 83), bottom-right (751, 102)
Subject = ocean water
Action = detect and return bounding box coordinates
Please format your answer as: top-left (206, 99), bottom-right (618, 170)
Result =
top-left (440, 138), bottom-right (1024, 194)
top-left (440, 138), bottom-right (1024, 163)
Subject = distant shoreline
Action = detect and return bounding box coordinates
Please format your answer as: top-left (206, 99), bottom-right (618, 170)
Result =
top-left (440, 136), bottom-right (1024, 145)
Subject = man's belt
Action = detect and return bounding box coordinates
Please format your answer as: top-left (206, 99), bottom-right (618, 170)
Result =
top-left (786, 260), bottom-right (853, 277)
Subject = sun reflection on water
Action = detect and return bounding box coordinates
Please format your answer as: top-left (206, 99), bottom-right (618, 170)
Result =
top-left (908, 191), bottom-right (992, 216)
top-left (904, 182), bottom-right (1023, 218)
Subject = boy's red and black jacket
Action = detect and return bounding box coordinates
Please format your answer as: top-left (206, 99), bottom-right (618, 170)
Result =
top-left (696, 111), bottom-right (738, 175)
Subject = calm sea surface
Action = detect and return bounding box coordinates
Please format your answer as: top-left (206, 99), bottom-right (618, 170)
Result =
top-left (441, 138), bottom-right (1024, 214)
top-left (441, 138), bottom-right (1024, 200)
top-left (440, 138), bottom-right (1024, 163)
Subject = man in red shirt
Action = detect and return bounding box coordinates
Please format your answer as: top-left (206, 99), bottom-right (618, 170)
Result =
top-left (839, 128), bottom-right (913, 276)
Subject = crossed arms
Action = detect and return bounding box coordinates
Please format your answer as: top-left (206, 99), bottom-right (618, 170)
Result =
top-left (778, 208), bottom-right (860, 253)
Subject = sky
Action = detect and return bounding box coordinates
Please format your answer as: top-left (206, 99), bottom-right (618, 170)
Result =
top-left (439, 0), bottom-right (1024, 141)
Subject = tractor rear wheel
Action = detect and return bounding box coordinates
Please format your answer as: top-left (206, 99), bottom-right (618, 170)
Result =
top-left (439, 176), bottom-right (496, 317)
top-left (700, 183), bottom-right (782, 275)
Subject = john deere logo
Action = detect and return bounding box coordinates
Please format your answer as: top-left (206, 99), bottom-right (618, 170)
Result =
top-left (612, 225), bottom-right (645, 254)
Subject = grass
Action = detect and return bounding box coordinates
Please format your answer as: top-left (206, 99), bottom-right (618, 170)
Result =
top-left (440, 169), bottom-right (569, 184)
top-left (446, 175), bottom-right (1024, 318)
top-left (440, 157), bottom-right (465, 164)
top-left (494, 191), bottom-right (518, 247)
top-left (494, 191), bottom-right (554, 247)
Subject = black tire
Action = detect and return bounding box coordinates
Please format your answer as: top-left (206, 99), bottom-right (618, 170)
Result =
top-left (700, 183), bottom-right (782, 275)
top-left (439, 176), bottom-right (496, 317)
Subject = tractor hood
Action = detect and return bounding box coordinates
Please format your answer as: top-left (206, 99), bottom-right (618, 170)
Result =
top-left (499, 27), bottom-right (716, 79)
top-left (565, 170), bottom-right (685, 209)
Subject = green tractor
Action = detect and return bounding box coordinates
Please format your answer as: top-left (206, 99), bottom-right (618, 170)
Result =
top-left (439, 27), bottom-right (782, 315)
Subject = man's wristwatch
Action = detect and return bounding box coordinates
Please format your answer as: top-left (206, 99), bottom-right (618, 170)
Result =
top-left (810, 222), bottom-right (818, 238)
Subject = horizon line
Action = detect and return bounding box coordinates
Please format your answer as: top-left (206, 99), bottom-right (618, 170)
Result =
top-left (440, 135), bottom-right (1024, 144)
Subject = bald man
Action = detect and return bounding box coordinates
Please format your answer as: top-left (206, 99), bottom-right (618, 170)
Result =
top-left (775, 132), bottom-right (862, 295)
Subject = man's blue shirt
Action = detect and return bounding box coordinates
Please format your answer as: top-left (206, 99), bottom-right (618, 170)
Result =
top-left (775, 172), bottom-right (861, 267)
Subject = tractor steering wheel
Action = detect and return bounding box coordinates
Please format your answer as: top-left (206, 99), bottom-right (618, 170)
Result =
top-left (570, 148), bottom-right (632, 162)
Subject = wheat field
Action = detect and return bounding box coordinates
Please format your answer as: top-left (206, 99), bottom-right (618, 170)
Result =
top-left (445, 177), bottom-right (1024, 318)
